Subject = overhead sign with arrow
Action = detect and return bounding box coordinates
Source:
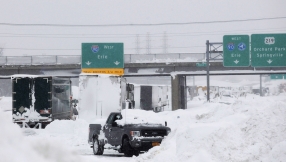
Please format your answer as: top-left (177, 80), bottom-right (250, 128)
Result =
top-left (251, 34), bottom-right (286, 67)
top-left (223, 35), bottom-right (250, 67)
top-left (81, 43), bottom-right (124, 75)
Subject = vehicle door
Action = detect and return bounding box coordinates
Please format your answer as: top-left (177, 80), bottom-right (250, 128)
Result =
top-left (34, 77), bottom-right (52, 117)
top-left (12, 77), bottom-right (32, 118)
top-left (103, 113), bottom-right (116, 144)
top-left (109, 114), bottom-right (123, 146)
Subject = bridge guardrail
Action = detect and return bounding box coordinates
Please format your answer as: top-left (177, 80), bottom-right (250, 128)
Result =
top-left (125, 53), bottom-right (206, 63)
top-left (0, 55), bottom-right (81, 66)
top-left (0, 53), bottom-right (205, 66)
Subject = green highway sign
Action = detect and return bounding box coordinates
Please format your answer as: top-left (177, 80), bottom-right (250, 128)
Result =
top-left (81, 43), bottom-right (124, 75)
top-left (223, 35), bottom-right (250, 67)
top-left (270, 74), bottom-right (283, 80)
top-left (82, 43), bottom-right (124, 69)
top-left (196, 62), bottom-right (206, 67)
top-left (251, 34), bottom-right (286, 67)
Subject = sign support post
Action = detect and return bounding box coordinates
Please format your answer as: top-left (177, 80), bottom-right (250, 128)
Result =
top-left (206, 40), bottom-right (210, 102)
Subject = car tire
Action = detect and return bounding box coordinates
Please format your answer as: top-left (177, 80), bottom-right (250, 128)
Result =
top-left (134, 150), bottom-right (139, 157)
top-left (93, 138), bottom-right (104, 155)
top-left (122, 138), bottom-right (134, 157)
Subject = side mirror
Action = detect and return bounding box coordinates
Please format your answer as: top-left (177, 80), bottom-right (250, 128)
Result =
top-left (72, 99), bottom-right (79, 104)
top-left (73, 108), bottom-right (78, 115)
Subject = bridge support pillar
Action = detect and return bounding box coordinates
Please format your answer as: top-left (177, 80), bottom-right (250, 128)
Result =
top-left (171, 75), bottom-right (187, 111)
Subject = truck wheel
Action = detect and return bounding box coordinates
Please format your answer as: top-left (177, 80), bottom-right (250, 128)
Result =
top-left (122, 138), bottom-right (134, 157)
top-left (93, 138), bottom-right (104, 155)
top-left (134, 150), bottom-right (139, 157)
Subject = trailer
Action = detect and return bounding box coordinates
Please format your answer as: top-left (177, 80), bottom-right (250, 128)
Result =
top-left (78, 75), bottom-right (134, 122)
top-left (135, 85), bottom-right (171, 112)
top-left (12, 75), bottom-right (75, 128)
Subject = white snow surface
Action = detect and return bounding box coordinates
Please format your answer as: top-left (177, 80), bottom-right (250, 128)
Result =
top-left (1, 80), bottom-right (286, 161)
top-left (116, 109), bottom-right (165, 126)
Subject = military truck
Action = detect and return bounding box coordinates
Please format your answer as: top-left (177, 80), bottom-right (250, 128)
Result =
top-left (12, 75), bottom-right (77, 128)
top-left (88, 111), bottom-right (171, 157)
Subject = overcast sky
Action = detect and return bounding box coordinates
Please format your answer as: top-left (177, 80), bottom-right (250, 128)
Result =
top-left (0, 0), bottom-right (286, 56)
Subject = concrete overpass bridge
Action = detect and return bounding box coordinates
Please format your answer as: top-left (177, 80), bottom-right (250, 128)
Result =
top-left (1, 54), bottom-right (286, 75)
top-left (1, 54), bottom-right (286, 110)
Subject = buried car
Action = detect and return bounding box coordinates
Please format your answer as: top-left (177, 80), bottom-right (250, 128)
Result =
top-left (88, 112), bottom-right (171, 157)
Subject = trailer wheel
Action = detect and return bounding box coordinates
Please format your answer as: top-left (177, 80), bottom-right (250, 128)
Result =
top-left (93, 138), bottom-right (104, 155)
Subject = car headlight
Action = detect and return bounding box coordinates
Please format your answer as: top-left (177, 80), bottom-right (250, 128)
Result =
top-left (130, 131), bottom-right (140, 137)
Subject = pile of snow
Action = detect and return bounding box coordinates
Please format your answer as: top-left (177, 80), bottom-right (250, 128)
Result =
top-left (43, 119), bottom-right (92, 155)
top-left (137, 93), bottom-right (286, 162)
top-left (0, 96), bottom-right (11, 112)
top-left (0, 110), bottom-right (83, 162)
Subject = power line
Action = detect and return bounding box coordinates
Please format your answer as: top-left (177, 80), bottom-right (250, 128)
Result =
top-left (0, 27), bottom-right (285, 39)
top-left (5, 48), bottom-right (80, 51)
top-left (0, 16), bottom-right (285, 27)
top-left (4, 46), bottom-right (204, 51)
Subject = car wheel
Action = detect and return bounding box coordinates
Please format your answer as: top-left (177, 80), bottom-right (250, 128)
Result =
top-left (93, 138), bottom-right (104, 155)
top-left (134, 150), bottom-right (139, 157)
top-left (122, 138), bottom-right (134, 157)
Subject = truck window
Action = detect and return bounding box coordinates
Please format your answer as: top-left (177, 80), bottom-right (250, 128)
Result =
top-left (106, 114), bottom-right (115, 124)
top-left (53, 85), bottom-right (70, 100)
top-left (106, 114), bottom-right (122, 125)
top-left (112, 114), bottom-right (122, 127)
top-left (115, 114), bottom-right (122, 120)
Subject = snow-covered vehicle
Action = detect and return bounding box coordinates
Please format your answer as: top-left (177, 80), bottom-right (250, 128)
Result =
top-left (78, 75), bottom-right (135, 121)
top-left (88, 112), bottom-right (171, 157)
top-left (12, 75), bottom-right (77, 128)
top-left (136, 85), bottom-right (170, 112)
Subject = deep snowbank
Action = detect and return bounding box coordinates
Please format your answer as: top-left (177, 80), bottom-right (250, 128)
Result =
top-left (0, 106), bottom-right (83, 162)
top-left (0, 96), bottom-right (11, 112)
top-left (137, 94), bottom-right (286, 162)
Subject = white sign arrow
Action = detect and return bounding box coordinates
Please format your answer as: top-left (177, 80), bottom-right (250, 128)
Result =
top-left (114, 61), bottom-right (120, 65)
top-left (86, 61), bottom-right (91, 65)
top-left (234, 60), bottom-right (239, 64)
top-left (267, 59), bottom-right (273, 64)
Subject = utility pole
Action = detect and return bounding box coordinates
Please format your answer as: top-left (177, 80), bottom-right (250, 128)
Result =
top-left (135, 34), bottom-right (140, 54)
top-left (146, 32), bottom-right (151, 54)
top-left (162, 31), bottom-right (168, 54)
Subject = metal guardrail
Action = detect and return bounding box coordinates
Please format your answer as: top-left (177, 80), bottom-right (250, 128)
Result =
top-left (0, 55), bottom-right (81, 65)
top-left (0, 53), bottom-right (206, 66)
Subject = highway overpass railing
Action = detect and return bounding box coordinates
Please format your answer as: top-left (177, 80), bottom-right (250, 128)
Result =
top-left (0, 53), bottom-right (206, 66)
